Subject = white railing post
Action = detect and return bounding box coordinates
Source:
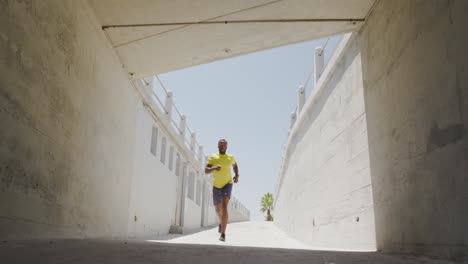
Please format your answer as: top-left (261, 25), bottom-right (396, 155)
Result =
top-left (314, 46), bottom-right (324, 85)
top-left (190, 132), bottom-right (196, 151)
top-left (198, 145), bottom-right (204, 162)
top-left (179, 114), bottom-right (187, 138)
top-left (297, 85), bottom-right (305, 114)
top-left (137, 79), bottom-right (149, 100)
top-left (164, 90), bottom-right (173, 120)
top-left (290, 111), bottom-right (297, 129)
top-left (148, 76), bottom-right (156, 92)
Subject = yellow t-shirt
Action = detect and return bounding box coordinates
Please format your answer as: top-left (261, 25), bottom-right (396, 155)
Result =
top-left (207, 153), bottom-right (236, 188)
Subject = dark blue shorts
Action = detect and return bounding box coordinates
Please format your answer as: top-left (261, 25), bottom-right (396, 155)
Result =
top-left (213, 183), bottom-right (233, 205)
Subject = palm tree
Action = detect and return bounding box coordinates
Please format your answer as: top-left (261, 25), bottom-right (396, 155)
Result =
top-left (260, 192), bottom-right (274, 221)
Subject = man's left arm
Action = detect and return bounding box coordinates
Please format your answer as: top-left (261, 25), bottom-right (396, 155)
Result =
top-left (233, 162), bottom-right (239, 183)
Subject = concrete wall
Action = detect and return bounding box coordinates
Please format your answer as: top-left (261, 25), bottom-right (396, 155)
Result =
top-left (228, 196), bottom-right (250, 223)
top-left (184, 197), bottom-right (202, 229)
top-left (126, 102), bottom-right (178, 238)
top-left (204, 192), bottom-right (218, 226)
top-left (0, 0), bottom-right (138, 238)
top-left (275, 34), bottom-right (376, 251)
top-left (359, 0), bottom-right (468, 259)
top-left (276, 0), bottom-right (468, 259)
top-left (183, 168), bottom-right (202, 229)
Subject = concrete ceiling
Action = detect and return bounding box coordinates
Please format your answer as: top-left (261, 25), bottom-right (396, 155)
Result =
top-left (88, 0), bottom-right (376, 79)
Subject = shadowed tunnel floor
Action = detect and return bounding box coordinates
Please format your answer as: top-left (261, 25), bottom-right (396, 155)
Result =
top-left (0, 222), bottom-right (457, 263)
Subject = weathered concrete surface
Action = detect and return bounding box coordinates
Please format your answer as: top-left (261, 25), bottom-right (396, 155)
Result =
top-left (88, 0), bottom-right (375, 78)
top-left (275, 34), bottom-right (376, 250)
top-left (0, 0), bottom-right (139, 238)
top-left (127, 102), bottom-right (178, 238)
top-left (275, 0), bottom-right (468, 260)
top-left (0, 222), bottom-right (457, 264)
top-left (359, 0), bottom-right (468, 259)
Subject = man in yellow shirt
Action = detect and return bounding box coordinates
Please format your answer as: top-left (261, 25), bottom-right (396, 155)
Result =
top-left (205, 139), bottom-right (239, 242)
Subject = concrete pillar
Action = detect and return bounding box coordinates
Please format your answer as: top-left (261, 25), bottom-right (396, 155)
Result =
top-left (297, 85), bottom-right (305, 114)
top-left (140, 77), bottom-right (156, 101)
top-left (170, 161), bottom-right (188, 234)
top-left (147, 76), bottom-right (155, 91)
top-left (198, 145), bottom-right (204, 162)
top-left (190, 132), bottom-right (196, 151)
top-left (180, 162), bottom-right (188, 227)
top-left (201, 180), bottom-right (206, 226)
top-left (290, 111), bottom-right (297, 129)
top-left (144, 78), bottom-right (152, 94)
top-left (164, 90), bottom-right (173, 120)
top-left (314, 46), bottom-right (324, 84)
top-left (179, 114), bottom-right (187, 137)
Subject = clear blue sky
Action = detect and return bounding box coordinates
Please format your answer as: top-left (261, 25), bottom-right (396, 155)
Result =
top-left (159, 35), bottom-right (341, 221)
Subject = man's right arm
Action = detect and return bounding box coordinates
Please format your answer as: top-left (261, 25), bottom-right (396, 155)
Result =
top-left (205, 164), bottom-right (221, 174)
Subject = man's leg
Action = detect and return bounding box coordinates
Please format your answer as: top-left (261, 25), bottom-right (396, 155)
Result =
top-left (215, 203), bottom-right (223, 230)
top-left (213, 186), bottom-right (224, 233)
top-left (221, 196), bottom-right (229, 234)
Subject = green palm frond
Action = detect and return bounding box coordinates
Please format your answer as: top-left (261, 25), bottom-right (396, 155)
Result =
top-left (259, 192), bottom-right (274, 212)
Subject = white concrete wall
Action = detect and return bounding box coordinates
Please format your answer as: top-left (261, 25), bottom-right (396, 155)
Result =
top-left (126, 102), bottom-right (178, 238)
top-left (0, 0), bottom-right (139, 239)
top-left (228, 197), bottom-right (250, 223)
top-left (205, 201), bottom-right (218, 227)
top-left (184, 194), bottom-right (202, 229)
top-left (202, 185), bottom-right (218, 227)
top-left (359, 0), bottom-right (468, 259)
top-left (276, 0), bottom-right (468, 259)
top-left (275, 34), bottom-right (376, 251)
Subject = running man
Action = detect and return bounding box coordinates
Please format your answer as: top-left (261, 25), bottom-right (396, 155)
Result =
top-left (205, 139), bottom-right (239, 242)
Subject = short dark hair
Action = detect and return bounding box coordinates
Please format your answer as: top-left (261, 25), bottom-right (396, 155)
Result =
top-left (218, 139), bottom-right (227, 144)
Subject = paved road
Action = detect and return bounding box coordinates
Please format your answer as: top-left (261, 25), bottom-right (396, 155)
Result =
top-left (0, 222), bottom-right (458, 263)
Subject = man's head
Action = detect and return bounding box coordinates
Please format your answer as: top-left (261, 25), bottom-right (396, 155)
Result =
top-left (218, 139), bottom-right (228, 154)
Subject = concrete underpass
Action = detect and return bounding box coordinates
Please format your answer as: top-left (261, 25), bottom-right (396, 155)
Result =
top-left (0, 222), bottom-right (456, 263)
top-left (1, 0), bottom-right (467, 263)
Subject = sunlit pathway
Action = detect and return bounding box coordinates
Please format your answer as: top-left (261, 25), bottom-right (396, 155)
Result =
top-left (151, 221), bottom-right (312, 249)
top-left (0, 222), bottom-right (456, 263)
